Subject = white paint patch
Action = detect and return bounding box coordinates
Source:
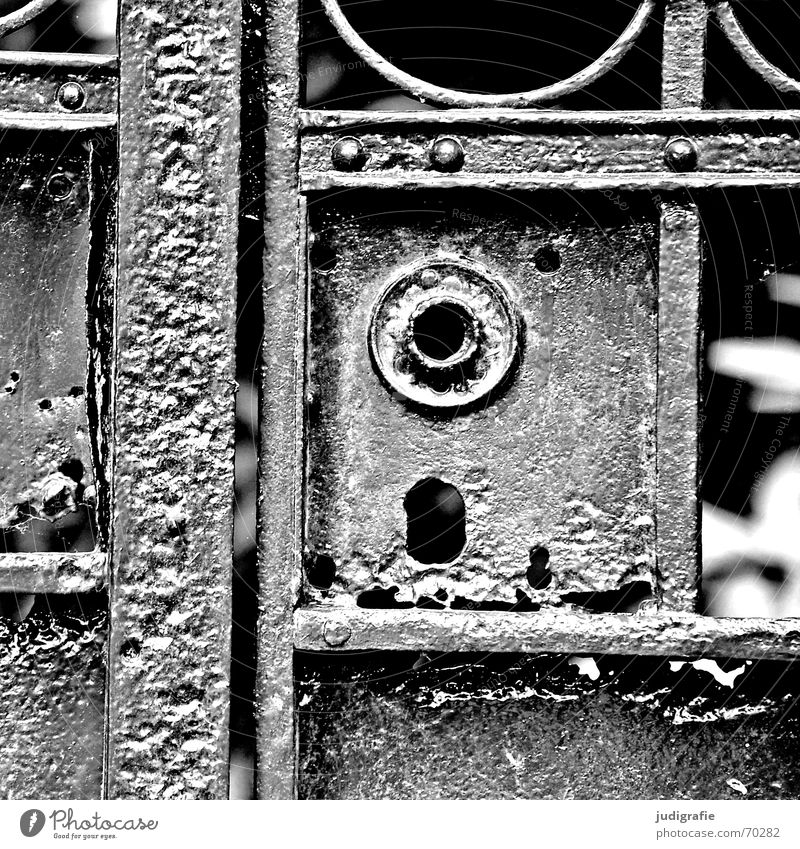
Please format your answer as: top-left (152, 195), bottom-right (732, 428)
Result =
top-left (568, 656), bottom-right (601, 681)
top-left (669, 659), bottom-right (746, 688)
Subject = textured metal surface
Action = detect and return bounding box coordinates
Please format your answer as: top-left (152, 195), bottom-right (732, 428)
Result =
top-left (319, 0), bottom-right (656, 108)
top-left (368, 255), bottom-right (520, 409)
top-left (297, 652), bottom-right (800, 799)
top-left (296, 606), bottom-right (800, 660)
top-left (0, 53), bottom-right (116, 123)
top-left (106, 0), bottom-right (240, 799)
top-left (657, 201), bottom-right (701, 610)
top-left (662, 0), bottom-right (707, 109)
top-left (256, 0), bottom-right (301, 800)
top-left (306, 193), bottom-right (657, 608)
top-left (0, 552), bottom-right (105, 593)
top-left (0, 145), bottom-right (97, 554)
top-left (0, 598), bottom-right (105, 799)
top-left (301, 129), bottom-right (800, 190)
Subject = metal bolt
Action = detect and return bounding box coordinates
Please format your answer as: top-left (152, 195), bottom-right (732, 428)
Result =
top-left (430, 136), bottom-right (465, 172)
top-left (330, 136), bottom-right (367, 171)
top-left (323, 620), bottom-right (352, 647)
top-left (664, 137), bottom-right (698, 172)
top-left (46, 173), bottom-right (74, 201)
top-left (57, 81), bottom-right (86, 111)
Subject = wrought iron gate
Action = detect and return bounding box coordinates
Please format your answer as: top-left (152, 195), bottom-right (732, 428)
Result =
top-left (3, 0), bottom-right (800, 800)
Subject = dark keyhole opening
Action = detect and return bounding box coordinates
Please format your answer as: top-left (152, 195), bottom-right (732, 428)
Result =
top-left (526, 545), bottom-right (552, 589)
top-left (413, 302), bottom-right (469, 362)
top-left (404, 477), bottom-right (466, 564)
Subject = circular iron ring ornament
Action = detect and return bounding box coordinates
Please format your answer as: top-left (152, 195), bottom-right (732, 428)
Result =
top-left (0, 0), bottom-right (60, 37)
top-left (368, 256), bottom-right (520, 409)
top-left (320, 0), bottom-right (655, 107)
top-left (716, 1), bottom-right (800, 95)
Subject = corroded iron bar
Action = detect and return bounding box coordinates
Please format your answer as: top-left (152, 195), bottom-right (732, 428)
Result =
top-left (257, 0), bottom-right (301, 801)
top-left (0, 552), bottom-right (106, 593)
top-left (657, 200), bottom-right (701, 611)
top-left (301, 174), bottom-right (800, 192)
top-left (300, 109), bottom-right (800, 129)
top-left (106, 1), bottom-right (240, 799)
top-left (662, 0), bottom-right (707, 108)
top-left (295, 607), bottom-right (800, 660)
top-left (301, 130), bottom-right (800, 188)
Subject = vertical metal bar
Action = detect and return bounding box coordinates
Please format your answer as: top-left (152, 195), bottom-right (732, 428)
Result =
top-left (657, 199), bottom-right (702, 612)
top-left (662, 0), bottom-right (708, 108)
top-left (256, 0), bottom-right (301, 800)
top-left (106, 3), bottom-right (241, 798)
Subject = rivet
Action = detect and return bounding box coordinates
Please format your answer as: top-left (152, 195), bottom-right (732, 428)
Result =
top-left (323, 620), bottom-right (352, 647)
top-left (430, 136), bottom-right (465, 172)
top-left (46, 173), bottom-right (74, 201)
top-left (57, 81), bottom-right (86, 111)
top-left (330, 136), bottom-right (367, 171)
top-left (664, 137), bottom-right (698, 172)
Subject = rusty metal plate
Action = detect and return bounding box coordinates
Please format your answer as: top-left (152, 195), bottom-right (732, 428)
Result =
top-left (306, 192), bottom-right (658, 610)
top-left (297, 652), bottom-right (800, 800)
top-left (0, 597), bottom-right (105, 799)
top-left (0, 143), bottom-right (97, 554)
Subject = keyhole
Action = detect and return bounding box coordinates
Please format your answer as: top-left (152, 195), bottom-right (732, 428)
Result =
top-left (412, 302), bottom-right (471, 363)
top-left (404, 477), bottom-right (466, 564)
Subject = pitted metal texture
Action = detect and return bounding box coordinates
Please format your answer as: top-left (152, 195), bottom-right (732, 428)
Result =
top-left (368, 255), bottom-right (520, 410)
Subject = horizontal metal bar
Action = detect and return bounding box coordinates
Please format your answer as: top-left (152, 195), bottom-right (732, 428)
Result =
top-left (295, 606), bottom-right (800, 660)
top-left (0, 551), bottom-right (107, 593)
top-left (0, 51), bottom-right (117, 71)
top-left (0, 52), bottom-right (117, 123)
top-left (0, 110), bottom-right (116, 130)
top-left (302, 173), bottom-right (800, 192)
top-left (302, 125), bottom-right (800, 191)
top-left (301, 109), bottom-right (800, 130)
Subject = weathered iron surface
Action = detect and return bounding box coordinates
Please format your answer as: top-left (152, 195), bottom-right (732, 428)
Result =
top-left (0, 597), bottom-right (105, 798)
top-left (657, 201), bottom-right (701, 611)
top-left (296, 606), bottom-right (800, 660)
top-left (257, 0), bottom-right (301, 800)
top-left (297, 651), bottom-right (800, 799)
top-left (0, 144), bottom-right (98, 555)
top-left (368, 255), bottom-right (520, 409)
top-left (306, 193), bottom-right (657, 608)
top-left (107, 0), bottom-right (240, 799)
top-left (0, 52), bottom-right (116, 123)
top-left (662, 0), bottom-right (707, 109)
top-left (0, 551), bottom-right (105, 593)
top-left (301, 129), bottom-right (800, 190)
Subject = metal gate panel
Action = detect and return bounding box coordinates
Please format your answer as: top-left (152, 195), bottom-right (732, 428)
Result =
top-left (306, 193), bottom-right (658, 608)
top-left (0, 30), bottom-right (116, 797)
top-left (259, 0), bottom-right (800, 799)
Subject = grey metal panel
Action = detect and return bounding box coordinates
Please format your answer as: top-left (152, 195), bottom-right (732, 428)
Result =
top-left (0, 599), bottom-right (106, 799)
top-left (306, 193), bottom-right (657, 608)
top-left (0, 144), bottom-right (97, 555)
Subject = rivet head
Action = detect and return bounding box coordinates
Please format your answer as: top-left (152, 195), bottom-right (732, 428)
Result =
top-left (46, 173), bottom-right (74, 201)
top-left (330, 136), bottom-right (367, 171)
top-left (430, 136), bottom-right (464, 172)
top-left (664, 137), bottom-right (698, 172)
top-left (57, 81), bottom-right (86, 111)
top-left (323, 620), bottom-right (352, 647)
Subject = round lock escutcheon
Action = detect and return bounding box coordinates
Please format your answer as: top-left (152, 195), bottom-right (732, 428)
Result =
top-left (368, 256), bottom-right (520, 409)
